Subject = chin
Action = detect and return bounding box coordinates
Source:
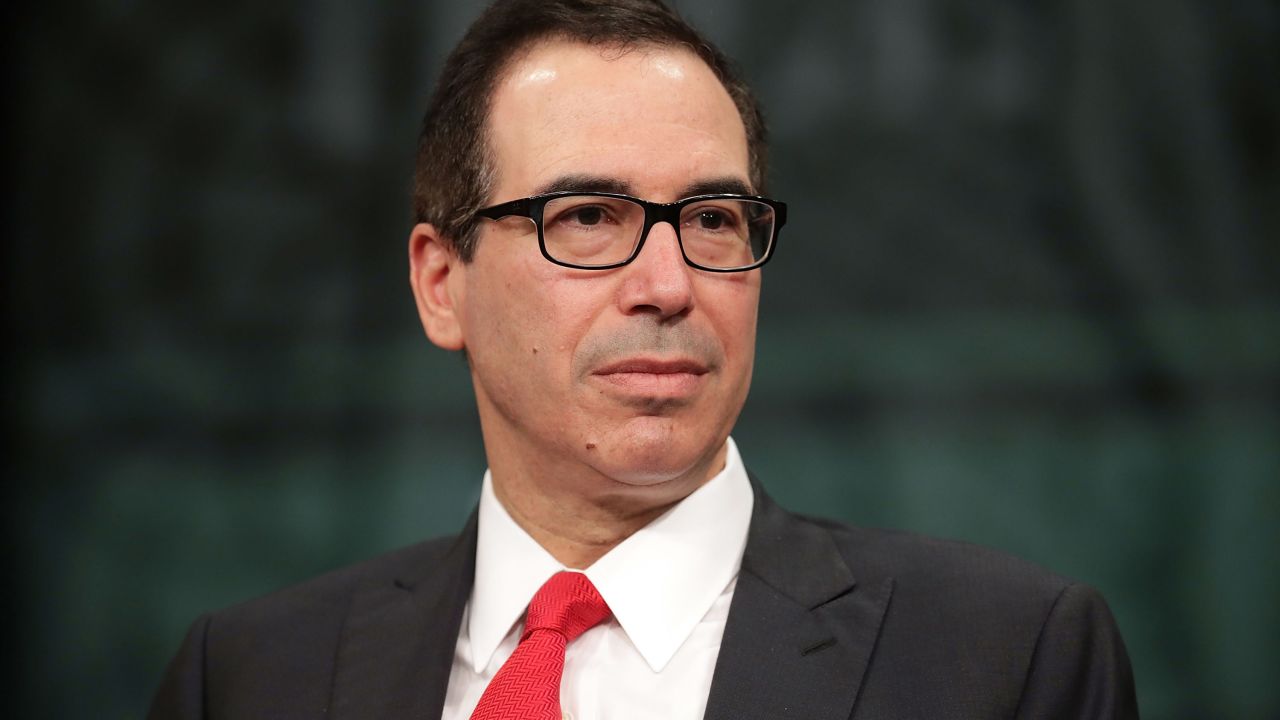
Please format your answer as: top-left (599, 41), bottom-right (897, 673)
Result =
top-left (588, 421), bottom-right (723, 489)
top-left (605, 465), bottom-right (693, 488)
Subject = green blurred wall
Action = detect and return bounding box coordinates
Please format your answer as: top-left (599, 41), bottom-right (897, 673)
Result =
top-left (12, 1), bottom-right (1278, 717)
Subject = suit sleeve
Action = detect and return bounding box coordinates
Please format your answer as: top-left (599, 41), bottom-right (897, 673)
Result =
top-left (147, 614), bottom-right (212, 720)
top-left (1014, 583), bottom-right (1139, 719)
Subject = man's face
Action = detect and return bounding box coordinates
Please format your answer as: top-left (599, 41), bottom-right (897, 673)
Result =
top-left (423, 40), bottom-right (759, 493)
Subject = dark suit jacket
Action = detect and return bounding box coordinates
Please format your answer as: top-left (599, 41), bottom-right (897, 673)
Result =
top-left (149, 480), bottom-right (1138, 719)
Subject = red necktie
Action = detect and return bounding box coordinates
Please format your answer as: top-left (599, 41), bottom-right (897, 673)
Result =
top-left (470, 571), bottom-right (612, 720)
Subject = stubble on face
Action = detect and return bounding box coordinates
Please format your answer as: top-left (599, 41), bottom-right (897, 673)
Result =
top-left (572, 316), bottom-right (725, 412)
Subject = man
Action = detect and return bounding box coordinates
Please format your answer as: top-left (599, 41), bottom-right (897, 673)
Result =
top-left (149, 0), bottom-right (1138, 718)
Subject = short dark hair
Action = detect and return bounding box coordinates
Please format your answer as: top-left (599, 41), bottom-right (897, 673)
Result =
top-left (413, 0), bottom-right (769, 260)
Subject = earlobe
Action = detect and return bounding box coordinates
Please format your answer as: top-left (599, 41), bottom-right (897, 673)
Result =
top-left (408, 223), bottom-right (466, 350)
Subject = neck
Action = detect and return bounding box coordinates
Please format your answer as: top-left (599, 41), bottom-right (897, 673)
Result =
top-left (487, 444), bottom-right (729, 569)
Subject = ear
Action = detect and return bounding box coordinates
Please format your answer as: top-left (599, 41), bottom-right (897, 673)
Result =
top-left (408, 222), bottom-right (466, 350)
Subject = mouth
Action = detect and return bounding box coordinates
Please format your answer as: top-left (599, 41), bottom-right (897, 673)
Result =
top-left (590, 357), bottom-right (710, 398)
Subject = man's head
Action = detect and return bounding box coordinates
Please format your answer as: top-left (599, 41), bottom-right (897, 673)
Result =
top-left (409, 0), bottom-right (776, 507)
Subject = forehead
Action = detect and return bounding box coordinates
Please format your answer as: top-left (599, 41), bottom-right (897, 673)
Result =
top-left (486, 39), bottom-right (751, 200)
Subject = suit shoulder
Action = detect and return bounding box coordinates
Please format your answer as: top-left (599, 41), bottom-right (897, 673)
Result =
top-left (212, 532), bottom-right (462, 629)
top-left (152, 532), bottom-right (467, 717)
top-left (805, 514), bottom-right (1075, 605)
top-left (793, 515), bottom-right (1136, 716)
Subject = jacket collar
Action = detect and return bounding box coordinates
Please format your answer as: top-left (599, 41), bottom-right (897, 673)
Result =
top-left (702, 475), bottom-right (893, 720)
top-left (330, 510), bottom-right (478, 720)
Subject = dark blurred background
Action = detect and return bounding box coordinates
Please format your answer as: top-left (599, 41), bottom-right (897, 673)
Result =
top-left (11, 0), bottom-right (1279, 717)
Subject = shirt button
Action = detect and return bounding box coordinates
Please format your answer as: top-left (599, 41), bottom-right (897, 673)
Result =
top-left (562, 713), bottom-right (572, 720)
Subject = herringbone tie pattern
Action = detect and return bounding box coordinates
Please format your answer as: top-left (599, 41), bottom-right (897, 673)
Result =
top-left (470, 571), bottom-right (611, 720)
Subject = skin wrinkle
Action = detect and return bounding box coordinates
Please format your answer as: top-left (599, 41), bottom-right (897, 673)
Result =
top-left (491, 467), bottom-right (689, 568)
top-left (522, 148), bottom-right (738, 197)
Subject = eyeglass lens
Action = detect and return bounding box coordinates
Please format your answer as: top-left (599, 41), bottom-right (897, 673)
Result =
top-left (542, 195), bottom-right (774, 269)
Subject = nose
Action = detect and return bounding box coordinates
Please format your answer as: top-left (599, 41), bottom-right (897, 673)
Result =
top-left (618, 221), bottom-right (694, 320)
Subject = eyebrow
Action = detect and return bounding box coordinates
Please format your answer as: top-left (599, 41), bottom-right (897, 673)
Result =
top-left (678, 177), bottom-right (755, 197)
top-left (534, 174), bottom-right (633, 196)
top-left (532, 174), bottom-right (755, 200)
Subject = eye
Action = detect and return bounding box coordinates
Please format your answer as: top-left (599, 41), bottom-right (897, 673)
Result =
top-left (697, 209), bottom-right (727, 230)
top-left (548, 200), bottom-right (624, 230)
top-left (683, 204), bottom-right (744, 234)
top-left (568, 206), bottom-right (606, 226)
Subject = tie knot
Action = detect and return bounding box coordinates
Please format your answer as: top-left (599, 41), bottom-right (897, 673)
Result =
top-left (523, 571), bottom-right (611, 643)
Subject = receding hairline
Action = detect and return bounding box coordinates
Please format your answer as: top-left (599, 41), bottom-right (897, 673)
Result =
top-left (479, 36), bottom-right (754, 201)
top-left (483, 34), bottom-right (737, 131)
top-left (496, 33), bottom-right (712, 81)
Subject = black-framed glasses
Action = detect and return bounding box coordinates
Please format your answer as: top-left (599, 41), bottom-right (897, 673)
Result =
top-left (474, 191), bottom-right (786, 272)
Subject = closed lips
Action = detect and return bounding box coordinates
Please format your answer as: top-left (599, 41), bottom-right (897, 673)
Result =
top-left (592, 359), bottom-right (708, 375)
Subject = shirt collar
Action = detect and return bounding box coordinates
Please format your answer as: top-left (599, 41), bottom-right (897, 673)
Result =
top-left (468, 437), bottom-right (754, 674)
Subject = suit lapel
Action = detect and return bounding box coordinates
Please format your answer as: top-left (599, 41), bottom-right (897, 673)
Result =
top-left (330, 511), bottom-right (478, 720)
top-left (702, 481), bottom-right (893, 720)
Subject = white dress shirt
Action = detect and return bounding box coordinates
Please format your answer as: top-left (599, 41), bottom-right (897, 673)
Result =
top-left (441, 438), bottom-right (754, 720)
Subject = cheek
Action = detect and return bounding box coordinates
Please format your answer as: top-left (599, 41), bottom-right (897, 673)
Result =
top-left (704, 279), bottom-right (761, 352)
top-left (464, 262), bottom-right (609, 372)
top-left (458, 263), bottom-right (532, 367)
top-left (537, 277), bottom-right (617, 358)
